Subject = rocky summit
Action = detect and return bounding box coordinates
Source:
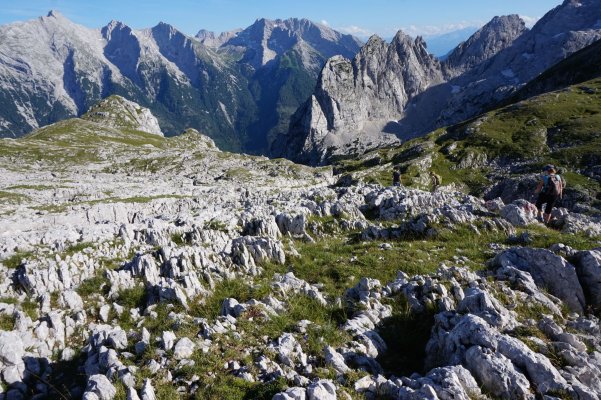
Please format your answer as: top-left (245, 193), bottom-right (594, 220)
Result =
top-left (0, 97), bottom-right (601, 400)
top-left (276, 0), bottom-right (601, 165)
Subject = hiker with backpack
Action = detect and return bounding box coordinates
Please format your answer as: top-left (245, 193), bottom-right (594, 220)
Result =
top-left (430, 171), bottom-right (441, 192)
top-left (534, 165), bottom-right (564, 224)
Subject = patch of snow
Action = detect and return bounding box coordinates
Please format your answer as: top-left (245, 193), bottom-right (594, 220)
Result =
top-left (595, 19), bottom-right (601, 29)
top-left (219, 102), bottom-right (233, 127)
top-left (501, 69), bottom-right (515, 78)
top-left (553, 33), bottom-right (565, 39)
top-left (451, 85), bottom-right (461, 94)
top-left (521, 53), bottom-right (533, 60)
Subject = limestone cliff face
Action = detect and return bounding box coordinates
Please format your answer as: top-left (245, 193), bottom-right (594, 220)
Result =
top-left (274, 33), bottom-right (443, 165)
top-left (276, 0), bottom-right (601, 165)
top-left (444, 15), bottom-right (526, 77)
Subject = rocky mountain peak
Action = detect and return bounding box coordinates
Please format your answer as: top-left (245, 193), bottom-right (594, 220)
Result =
top-left (101, 20), bottom-right (131, 39)
top-left (195, 28), bottom-right (241, 47)
top-left (222, 17), bottom-right (362, 69)
top-left (444, 14), bottom-right (526, 76)
top-left (82, 95), bottom-right (164, 136)
top-left (275, 27), bottom-right (448, 164)
top-left (533, 0), bottom-right (601, 35)
top-left (363, 34), bottom-right (387, 48)
top-left (151, 21), bottom-right (182, 39)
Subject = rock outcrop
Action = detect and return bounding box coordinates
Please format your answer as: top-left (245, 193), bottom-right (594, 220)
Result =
top-left (82, 95), bottom-right (163, 136)
top-left (444, 15), bottom-right (526, 76)
top-left (273, 32), bottom-right (443, 165)
top-left (276, 0), bottom-right (601, 165)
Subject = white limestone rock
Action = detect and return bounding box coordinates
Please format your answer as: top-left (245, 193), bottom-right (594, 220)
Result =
top-left (492, 247), bottom-right (586, 313)
top-left (83, 374), bottom-right (116, 400)
top-left (173, 337), bottom-right (195, 360)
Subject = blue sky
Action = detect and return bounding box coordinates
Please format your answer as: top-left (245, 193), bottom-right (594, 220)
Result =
top-left (0, 0), bottom-right (563, 38)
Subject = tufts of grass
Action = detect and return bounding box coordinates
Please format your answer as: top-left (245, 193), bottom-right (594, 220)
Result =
top-left (4, 184), bottom-right (56, 190)
top-left (21, 298), bottom-right (39, 320)
top-left (171, 233), bottom-right (187, 246)
top-left (1, 251), bottom-right (34, 269)
top-left (516, 224), bottom-right (601, 250)
top-left (279, 224), bottom-right (504, 299)
top-left (63, 242), bottom-right (94, 257)
top-left (0, 314), bottom-right (15, 330)
top-left (189, 278), bottom-right (275, 321)
top-left (0, 190), bottom-right (31, 204)
top-left (76, 272), bottom-right (110, 298)
top-left (115, 285), bottom-right (148, 310)
top-left (204, 220), bottom-right (229, 232)
top-left (190, 372), bottom-right (285, 400)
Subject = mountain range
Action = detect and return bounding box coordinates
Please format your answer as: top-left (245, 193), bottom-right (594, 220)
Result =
top-left (0, 12), bottom-right (361, 152)
top-left (1, 0), bottom-right (601, 163)
top-left (275, 0), bottom-right (601, 164)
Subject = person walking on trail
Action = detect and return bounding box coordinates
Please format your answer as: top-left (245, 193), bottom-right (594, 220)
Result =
top-left (392, 167), bottom-right (401, 187)
top-left (430, 171), bottom-right (441, 192)
top-left (534, 165), bottom-right (564, 224)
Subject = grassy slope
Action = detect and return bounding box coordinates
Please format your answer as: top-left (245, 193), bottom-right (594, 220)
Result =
top-left (335, 77), bottom-right (601, 200)
top-left (507, 38), bottom-right (601, 105)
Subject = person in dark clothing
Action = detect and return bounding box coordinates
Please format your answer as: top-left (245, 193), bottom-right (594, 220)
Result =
top-left (534, 165), bottom-right (564, 224)
top-left (392, 167), bottom-right (401, 187)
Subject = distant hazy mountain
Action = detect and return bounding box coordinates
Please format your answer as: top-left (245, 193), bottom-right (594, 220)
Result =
top-left (0, 12), bottom-right (361, 153)
top-left (424, 27), bottom-right (479, 58)
top-left (199, 18), bottom-right (363, 152)
top-left (275, 0), bottom-right (601, 165)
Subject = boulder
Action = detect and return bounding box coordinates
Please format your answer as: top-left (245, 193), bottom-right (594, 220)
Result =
top-left (465, 346), bottom-right (532, 399)
top-left (276, 213), bottom-right (307, 236)
top-left (271, 333), bottom-right (307, 368)
top-left (273, 387), bottom-right (307, 400)
top-left (173, 337), bottom-right (195, 360)
top-left (306, 379), bottom-right (336, 400)
top-left (324, 346), bottom-right (350, 374)
top-left (457, 287), bottom-right (517, 329)
top-left (491, 247), bottom-right (585, 313)
top-left (59, 290), bottom-right (84, 311)
top-left (500, 199), bottom-right (538, 226)
top-left (84, 374), bottom-right (116, 400)
top-left (162, 331), bottom-right (176, 351)
top-left (574, 249), bottom-right (601, 310)
top-left (243, 217), bottom-right (281, 239)
top-left (141, 379), bottom-right (156, 400)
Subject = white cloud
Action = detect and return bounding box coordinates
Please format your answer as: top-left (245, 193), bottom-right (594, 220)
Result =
top-left (335, 15), bottom-right (538, 41)
top-left (336, 25), bottom-right (375, 38)
top-left (320, 19), bottom-right (329, 27)
top-left (400, 21), bottom-right (483, 38)
top-left (519, 15), bottom-right (540, 28)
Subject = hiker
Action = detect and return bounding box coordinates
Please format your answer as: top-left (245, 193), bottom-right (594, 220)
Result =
top-left (534, 165), bottom-right (564, 224)
top-left (430, 171), bottom-right (441, 192)
top-left (392, 166), bottom-right (401, 187)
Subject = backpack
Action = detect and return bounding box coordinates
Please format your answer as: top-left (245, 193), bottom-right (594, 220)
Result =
top-left (544, 174), bottom-right (563, 196)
